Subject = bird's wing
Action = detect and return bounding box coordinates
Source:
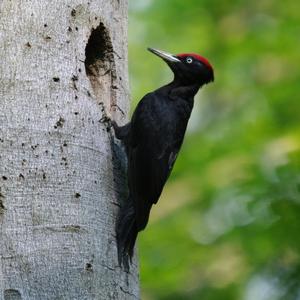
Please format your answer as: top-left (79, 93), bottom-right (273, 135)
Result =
top-left (127, 93), bottom-right (182, 230)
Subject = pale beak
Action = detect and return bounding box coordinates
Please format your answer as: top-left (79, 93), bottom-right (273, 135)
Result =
top-left (148, 47), bottom-right (180, 63)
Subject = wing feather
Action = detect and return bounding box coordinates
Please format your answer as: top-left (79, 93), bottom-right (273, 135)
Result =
top-left (127, 93), bottom-right (184, 230)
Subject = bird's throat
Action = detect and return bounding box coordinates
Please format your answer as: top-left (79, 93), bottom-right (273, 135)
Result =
top-left (170, 80), bottom-right (200, 99)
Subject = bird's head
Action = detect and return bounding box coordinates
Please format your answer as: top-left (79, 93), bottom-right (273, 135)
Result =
top-left (148, 48), bottom-right (214, 86)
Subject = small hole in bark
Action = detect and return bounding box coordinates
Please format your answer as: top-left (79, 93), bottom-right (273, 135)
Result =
top-left (54, 117), bottom-right (65, 129)
top-left (85, 22), bottom-right (116, 109)
top-left (85, 262), bottom-right (93, 272)
top-left (4, 289), bottom-right (22, 300)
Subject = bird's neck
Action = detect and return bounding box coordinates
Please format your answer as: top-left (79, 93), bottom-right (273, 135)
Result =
top-left (167, 80), bottom-right (200, 99)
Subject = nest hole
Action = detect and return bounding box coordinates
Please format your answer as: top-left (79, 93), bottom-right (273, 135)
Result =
top-left (85, 23), bottom-right (116, 109)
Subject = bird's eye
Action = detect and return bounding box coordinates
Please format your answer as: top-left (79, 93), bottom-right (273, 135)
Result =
top-left (186, 57), bottom-right (193, 64)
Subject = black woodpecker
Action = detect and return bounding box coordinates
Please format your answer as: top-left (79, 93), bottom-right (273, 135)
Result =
top-left (113, 48), bottom-right (214, 269)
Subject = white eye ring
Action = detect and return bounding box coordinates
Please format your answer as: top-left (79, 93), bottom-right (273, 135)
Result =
top-left (186, 57), bottom-right (193, 64)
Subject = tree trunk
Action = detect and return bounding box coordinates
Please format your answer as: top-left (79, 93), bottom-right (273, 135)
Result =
top-left (0, 1), bottom-right (139, 299)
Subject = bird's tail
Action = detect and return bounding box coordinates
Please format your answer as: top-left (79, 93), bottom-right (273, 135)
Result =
top-left (116, 198), bottom-right (138, 271)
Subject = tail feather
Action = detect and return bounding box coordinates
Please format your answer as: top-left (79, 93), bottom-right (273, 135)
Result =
top-left (116, 198), bottom-right (138, 270)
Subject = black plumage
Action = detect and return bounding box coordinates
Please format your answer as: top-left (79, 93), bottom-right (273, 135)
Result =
top-left (113, 48), bottom-right (214, 269)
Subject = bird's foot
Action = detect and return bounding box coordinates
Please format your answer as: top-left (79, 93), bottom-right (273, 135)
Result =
top-left (99, 109), bottom-right (113, 130)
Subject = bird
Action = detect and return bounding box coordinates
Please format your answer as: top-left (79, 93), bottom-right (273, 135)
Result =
top-left (112, 47), bottom-right (214, 269)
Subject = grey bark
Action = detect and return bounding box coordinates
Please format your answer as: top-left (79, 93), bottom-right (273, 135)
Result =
top-left (0, 1), bottom-right (139, 299)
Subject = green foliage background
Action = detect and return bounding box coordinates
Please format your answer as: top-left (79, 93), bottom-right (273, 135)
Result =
top-left (128, 1), bottom-right (300, 299)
